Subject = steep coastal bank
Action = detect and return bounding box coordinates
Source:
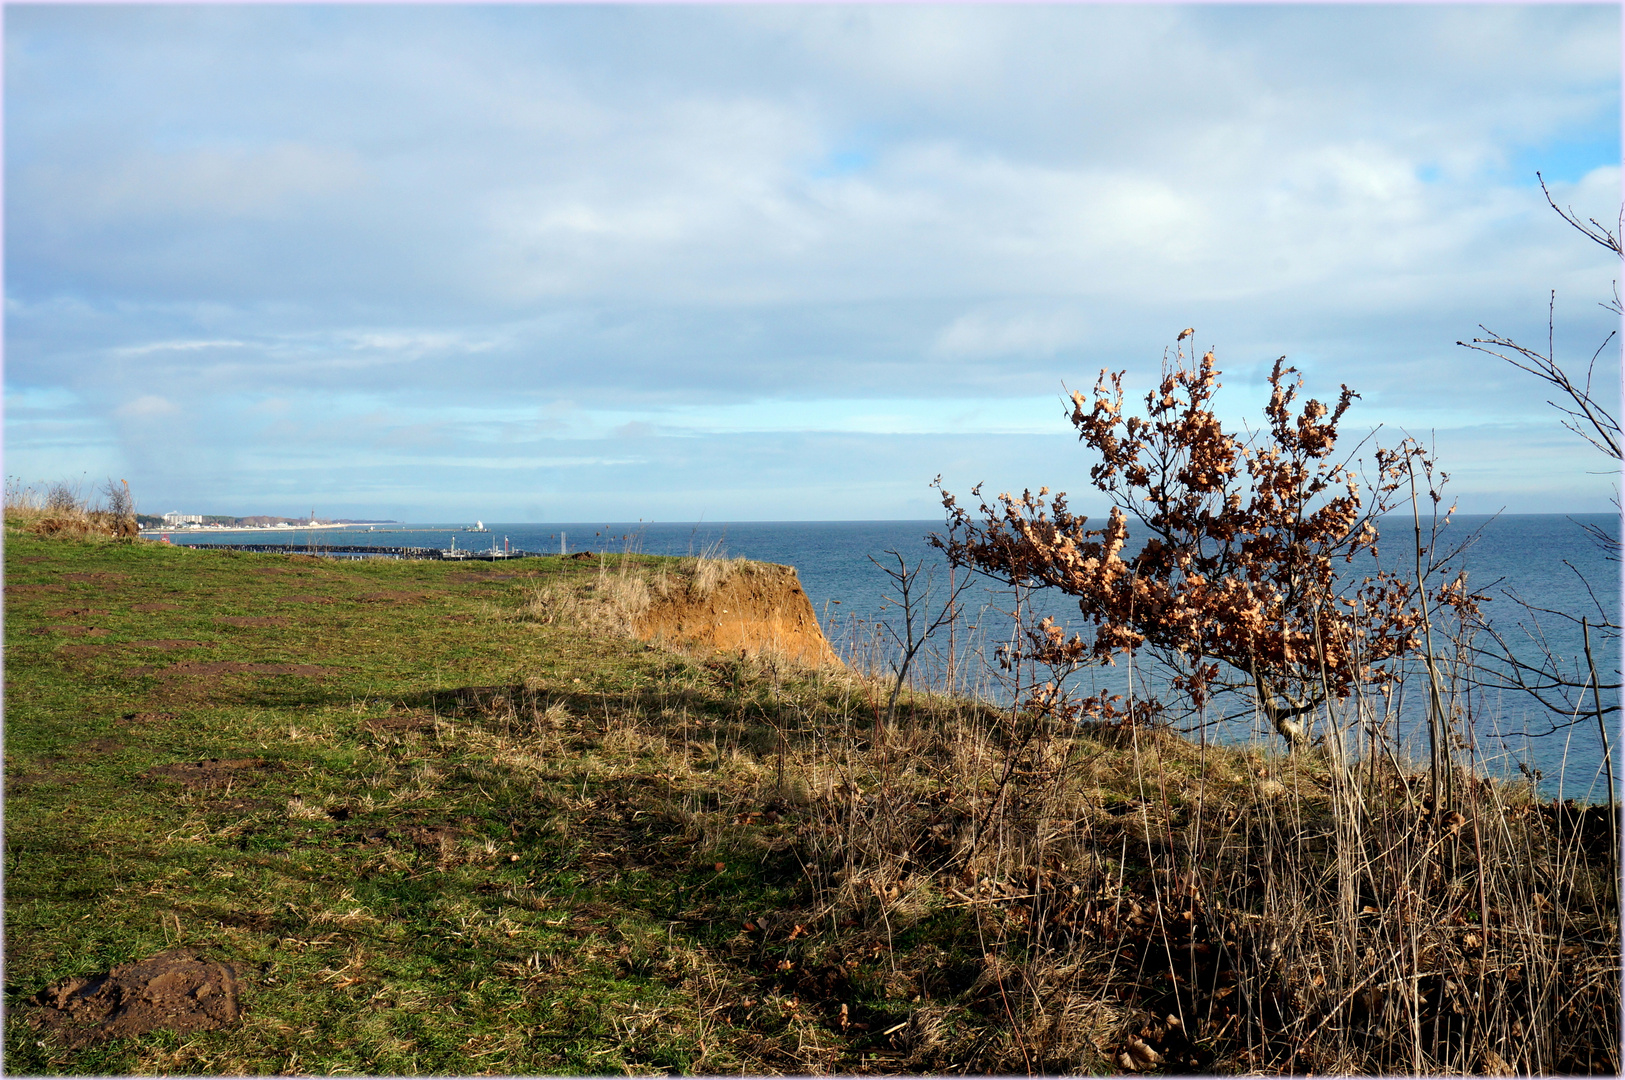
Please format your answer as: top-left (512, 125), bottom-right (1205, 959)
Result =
top-left (635, 560), bottom-right (841, 667)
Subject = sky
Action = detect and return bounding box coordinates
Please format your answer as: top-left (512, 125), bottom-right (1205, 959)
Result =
top-left (4, 3), bottom-right (1621, 523)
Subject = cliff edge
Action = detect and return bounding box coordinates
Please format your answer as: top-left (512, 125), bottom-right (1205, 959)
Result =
top-left (634, 561), bottom-right (841, 668)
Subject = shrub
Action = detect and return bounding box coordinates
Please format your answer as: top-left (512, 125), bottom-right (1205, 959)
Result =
top-left (933, 331), bottom-right (1471, 753)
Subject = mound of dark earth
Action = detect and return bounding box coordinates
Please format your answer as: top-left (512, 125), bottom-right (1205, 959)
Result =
top-left (30, 949), bottom-right (244, 1048)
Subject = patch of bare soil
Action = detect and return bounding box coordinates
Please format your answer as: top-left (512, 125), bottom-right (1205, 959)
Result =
top-left (215, 615), bottom-right (290, 627)
top-left (6, 583), bottom-right (66, 595)
top-left (131, 661), bottom-right (331, 678)
top-left (43, 607), bottom-right (109, 617)
top-left (145, 758), bottom-right (275, 789)
top-left (637, 562), bottom-right (842, 667)
top-left (356, 590), bottom-right (427, 603)
top-left (30, 625), bottom-right (110, 637)
top-left (13, 555), bottom-right (49, 563)
top-left (346, 817), bottom-right (466, 851)
top-left (80, 737), bottom-right (124, 754)
top-left (364, 712), bottom-right (439, 735)
top-left (59, 572), bottom-right (129, 583)
top-left (276, 594), bottom-right (334, 604)
top-left (7, 762), bottom-right (65, 794)
top-left (131, 602), bottom-right (185, 612)
top-left (59, 644), bottom-right (110, 658)
top-left (126, 639), bottom-right (213, 650)
top-left (218, 910), bottom-right (284, 934)
top-left (29, 949), bottom-right (243, 1048)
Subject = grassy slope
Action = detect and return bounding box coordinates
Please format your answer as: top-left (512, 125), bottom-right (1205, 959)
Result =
top-left (4, 528), bottom-right (1619, 1075)
top-left (3, 534), bottom-right (845, 1074)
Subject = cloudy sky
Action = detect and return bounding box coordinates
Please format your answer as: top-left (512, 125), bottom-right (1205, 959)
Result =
top-left (5, 4), bottom-right (1620, 522)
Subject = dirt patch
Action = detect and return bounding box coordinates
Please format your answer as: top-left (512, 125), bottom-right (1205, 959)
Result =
top-left (31, 625), bottom-right (110, 637)
top-left (5, 583), bottom-right (67, 595)
top-left (637, 562), bottom-right (841, 667)
top-left (131, 661), bottom-right (331, 678)
top-left (364, 712), bottom-right (439, 735)
top-left (58, 572), bottom-right (129, 583)
top-left (29, 949), bottom-right (243, 1048)
top-left (12, 555), bottom-right (49, 564)
top-left (7, 764), bottom-right (65, 794)
top-left (349, 819), bottom-right (466, 851)
top-left (80, 737), bottom-right (125, 754)
top-left (356, 590), bottom-right (427, 603)
top-left (145, 758), bottom-right (275, 789)
top-left (218, 910), bottom-right (283, 933)
top-left (276, 594), bottom-right (334, 604)
top-left (43, 607), bottom-right (109, 617)
top-left (215, 616), bottom-right (290, 627)
top-left (59, 644), bottom-right (110, 658)
top-left (131, 602), bottom-right (185, 612)
top-left (126, 639), bottom-right (213, 650)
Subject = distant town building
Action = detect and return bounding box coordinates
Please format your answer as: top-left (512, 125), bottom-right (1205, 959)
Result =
top-left (162, 512), bottom-right (203, 526)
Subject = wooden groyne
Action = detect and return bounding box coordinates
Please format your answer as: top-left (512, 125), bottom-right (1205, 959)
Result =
top-left (170, 543), bottom-right (533, 561)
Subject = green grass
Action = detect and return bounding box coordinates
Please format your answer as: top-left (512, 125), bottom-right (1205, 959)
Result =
top-left (2, 534), bottom-right (861, 1074)
top-left (5, 527), bottom-right (1618, 1075)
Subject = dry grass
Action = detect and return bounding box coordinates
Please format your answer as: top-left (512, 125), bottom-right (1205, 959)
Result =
top-left (6, 526), bottom-right (1614, 1075)
top-left (775, 692), bottom-right (1619, 1073)
top-left (521, 547), bottom-right (746, 638)
top-left (5, 477), bottom-right (138, 539)
top-left (522, 557), bottom-right (1620, 1073)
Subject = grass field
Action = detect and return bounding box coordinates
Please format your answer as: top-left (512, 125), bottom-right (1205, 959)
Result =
top-left (4, 525), bottom-right (1619, 1075)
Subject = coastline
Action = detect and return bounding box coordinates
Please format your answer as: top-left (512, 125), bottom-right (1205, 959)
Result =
top-left (139, 522), bottom-right (373, 537)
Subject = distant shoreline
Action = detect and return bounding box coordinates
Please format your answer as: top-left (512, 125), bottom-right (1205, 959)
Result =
top-left (139, 522), bottom-right (376, 537)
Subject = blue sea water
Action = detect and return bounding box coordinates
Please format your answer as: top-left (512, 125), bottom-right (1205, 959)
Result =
top-left (174, 514), bottom-right (1620, 802)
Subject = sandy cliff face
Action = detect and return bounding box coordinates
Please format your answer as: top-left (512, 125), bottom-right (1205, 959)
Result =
top-left (634, 562), bottom-right (841, 668)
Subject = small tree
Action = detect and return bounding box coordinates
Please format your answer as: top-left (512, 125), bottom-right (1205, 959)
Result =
top-left (934, 331), bottom-right (1461, 752)
top-left (101, 477), bottom-right (138, 538)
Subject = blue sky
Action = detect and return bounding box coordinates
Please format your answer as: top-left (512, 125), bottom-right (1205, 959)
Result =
top-left (4, 4), bottom-right (1620, 522)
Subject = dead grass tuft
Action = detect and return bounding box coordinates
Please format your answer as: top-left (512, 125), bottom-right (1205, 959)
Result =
top-left (6, 477), bottom-right (139, 538)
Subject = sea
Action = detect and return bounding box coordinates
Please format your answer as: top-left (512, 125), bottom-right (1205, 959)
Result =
top-left (170, 514), bottom-right (1621, 803)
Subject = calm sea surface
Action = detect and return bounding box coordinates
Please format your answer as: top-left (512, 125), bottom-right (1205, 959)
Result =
top-left (174, 515), bottom-right (1620, 801)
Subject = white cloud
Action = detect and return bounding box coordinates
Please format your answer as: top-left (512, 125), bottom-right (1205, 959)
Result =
top-left (32, 143), bottom-right (368, 223)
top-left (3, 4), bottom-right (1617, 517)
top-left (112, 338), bottom-right (246, 357)
top-left (931, 310), bottom-right (1086, 360)
top-left (113, 394), bottom-right (181, 419)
